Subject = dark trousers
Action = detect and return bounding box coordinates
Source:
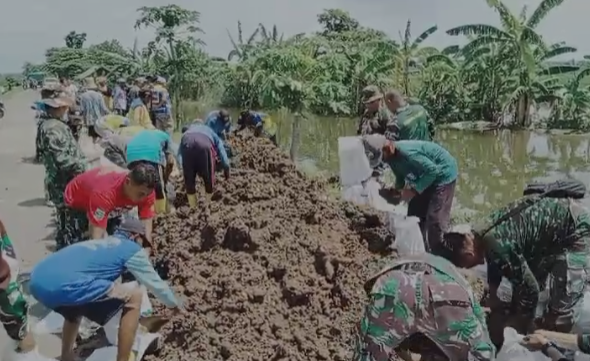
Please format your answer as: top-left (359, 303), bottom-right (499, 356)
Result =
top-left (407, 180), bottom-right (456, 253)
top-left (180, 132), bottom-right (216, 194)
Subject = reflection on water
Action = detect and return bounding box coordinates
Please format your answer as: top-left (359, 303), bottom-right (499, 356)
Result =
top-left (270, 113), bottom-right (590, 214)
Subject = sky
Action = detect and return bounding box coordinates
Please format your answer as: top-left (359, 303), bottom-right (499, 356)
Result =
top-left (0, 0), bottom-right (588, 73)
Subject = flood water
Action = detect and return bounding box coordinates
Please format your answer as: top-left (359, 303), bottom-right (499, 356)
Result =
top-left (268, 113), bottom-right (590, 215)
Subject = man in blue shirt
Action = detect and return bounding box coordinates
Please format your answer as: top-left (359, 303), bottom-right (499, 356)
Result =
top-left (30, 218), bottom-right (182, 361)
top-left (205, 109), bottom-right (232, 140)
top-left (126, 129), bottom-right (176, 214)
top-left (179, 123), bottom-right (231, 208)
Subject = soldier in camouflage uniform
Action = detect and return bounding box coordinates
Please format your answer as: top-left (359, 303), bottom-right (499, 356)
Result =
top-left (384, 90), bottom-right (435, 141)
top-left (36, 97), bottom-right (87, 250)
top-left (354, 253), bottom-right (495, 361)
top-left (357, 86), bottom-right (399, 179)
top-left (441, 195), bottom-right (590, 346)
top-left (0, 219), bottom-right (37, 355)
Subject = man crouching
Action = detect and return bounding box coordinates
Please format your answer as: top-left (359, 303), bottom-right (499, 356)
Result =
top-left (29, 218), bottom-right (182, 361)
top-left (353, 253), bottom-right (495, 361)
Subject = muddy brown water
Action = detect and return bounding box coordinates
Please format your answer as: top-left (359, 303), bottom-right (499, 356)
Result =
top-left (251, 112), bottom-right (590, 216)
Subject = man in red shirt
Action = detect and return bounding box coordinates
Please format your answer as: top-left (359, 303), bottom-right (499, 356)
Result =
top-left (63, 162), bottom-right (159, 247)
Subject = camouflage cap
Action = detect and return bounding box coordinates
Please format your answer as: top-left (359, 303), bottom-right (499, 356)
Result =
top-left (362, 85), bottom-right (383, 104)
top-left (40, 97), bottom-right (72, 109)
top-left (361, 134), bottom-right (388, 168)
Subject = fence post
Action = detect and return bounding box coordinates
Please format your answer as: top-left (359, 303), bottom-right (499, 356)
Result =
top-left (289, 113), bottom-right (302, 161)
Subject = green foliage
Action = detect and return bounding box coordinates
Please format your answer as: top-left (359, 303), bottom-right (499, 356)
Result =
top-left (26, 0), bottom-right (590, 130)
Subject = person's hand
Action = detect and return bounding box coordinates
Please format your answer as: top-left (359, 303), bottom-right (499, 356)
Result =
top-left (520, 333), bottom-right (550, 351)
top-left (224, 168), bottom-right (230, 180)
top-left (538, 312), bottom-right (559, 330)
top-left (401, 188), bottom-right (417, 201)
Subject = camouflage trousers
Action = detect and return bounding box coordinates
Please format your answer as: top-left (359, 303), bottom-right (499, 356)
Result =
top-left (354, 270), bottom-right (494, 361)
top-left (55, 206), bottom-right (88, 250)
top-left (1, 235), bottom-right (29, 341)
top-left (43, 174), bottom-right (50, 202)
top-left (103, 144), bottom-right (127, 168)
top-left (55, 206), bottom-right (122, 249)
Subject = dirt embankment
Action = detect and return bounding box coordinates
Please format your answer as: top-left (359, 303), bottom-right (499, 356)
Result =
top-left (148, 132), bottom-right (394, 361)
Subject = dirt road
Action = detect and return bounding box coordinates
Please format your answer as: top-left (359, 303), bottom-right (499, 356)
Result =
top-left (0, 90), bottom-right (65, 358)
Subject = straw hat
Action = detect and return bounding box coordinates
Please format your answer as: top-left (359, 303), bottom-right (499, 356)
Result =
top-left (40, 97), bottom-right (73, 109)
top-left (84, 77), bottom-right (98, 90)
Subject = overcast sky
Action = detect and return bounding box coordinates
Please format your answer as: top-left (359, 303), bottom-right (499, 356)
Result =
top-left (0, 0), bottom-right (586, 72)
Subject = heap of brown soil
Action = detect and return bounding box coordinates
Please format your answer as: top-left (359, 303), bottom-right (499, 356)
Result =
top-left (149, 132), bottom-right (393, 361)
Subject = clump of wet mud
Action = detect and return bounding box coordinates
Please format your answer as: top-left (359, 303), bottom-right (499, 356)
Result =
top-left (149, 132), bottom-right (393, 361)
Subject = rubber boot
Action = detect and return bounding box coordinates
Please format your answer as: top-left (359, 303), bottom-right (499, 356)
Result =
top-left (187, 193), bottom-right (197, 209)
top-left (155, 199), bottom-right (168, 215)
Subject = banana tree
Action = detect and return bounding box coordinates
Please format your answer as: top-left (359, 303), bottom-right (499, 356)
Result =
top-left (395, 20), bottom-right (438, 95)
top-left (547, 68), bottom-right (590, 129)
top-left (447, 0), bottom-right (567, 127)
top-left (226, 21), bottom-right (261, 61)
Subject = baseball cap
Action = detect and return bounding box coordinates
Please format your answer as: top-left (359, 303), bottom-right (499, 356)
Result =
top-left (361, 134), bottom-right (388, 169)
top-left (117, 218), bottom-right (146, 235)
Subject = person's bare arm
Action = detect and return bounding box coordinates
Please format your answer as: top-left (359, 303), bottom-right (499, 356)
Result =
top-left (90, 224), bottom-right (107, 239)
top-left (142, 218), bottom-right (153, 247)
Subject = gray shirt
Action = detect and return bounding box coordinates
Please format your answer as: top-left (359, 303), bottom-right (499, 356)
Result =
top-left (79, 89), bottom-right (109, 126)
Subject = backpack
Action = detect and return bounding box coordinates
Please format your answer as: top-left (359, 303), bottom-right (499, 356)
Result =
top-left (523, 179), bottom-right (586, 199)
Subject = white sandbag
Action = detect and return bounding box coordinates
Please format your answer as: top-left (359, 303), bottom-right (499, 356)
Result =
top-left (496, 327), bottom-right (550, 361)
top-left (1, 343), bottom-right (58, 361)
top-left (574, 291), bottom-right (590, 333)
top-left (342, 180), bottom-right (397, 212)
top-left (338, 136), bottom-right (372, 187)
top-left (34, 313), bottom-right (99, 340)
top-left (104, 282), bottom-right (153, 345)
top-left (390, 215), bottom-right (425, 256)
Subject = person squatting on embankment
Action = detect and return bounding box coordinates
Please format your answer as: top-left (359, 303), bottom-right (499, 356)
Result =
top-left (353, 253), bottom-right (495, 361)
top-left (362, 134), bottom-right (458, 254)
top-left (441, 195), bottom-right (590, 349)
top-left (179, 122), bottom-right (231, 209)
top-left (125, 129), bottom-right (176, 215)
top-left (29, 218), bottom-right (182, 361)
top-left (64, 164), bottom-right (158, 247)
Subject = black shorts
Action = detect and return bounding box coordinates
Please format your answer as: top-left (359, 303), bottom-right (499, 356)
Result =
top-left (53, 284), bottom-right (131, 326)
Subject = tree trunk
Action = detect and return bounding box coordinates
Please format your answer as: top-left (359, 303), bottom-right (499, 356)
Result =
top-left (289, 113), bottom-right (302, 161)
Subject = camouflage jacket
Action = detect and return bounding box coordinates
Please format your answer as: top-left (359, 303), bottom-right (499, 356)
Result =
top-left (36, 117), bottom-right (87, 182)
top-left (395, 104), bottom-right (435, 141)
top-left (361, 254), bottom-right (494, 361)
top-left (357, 106), bottom-right (399, 140)
top-left (475, 196), bottom-right (590, 318)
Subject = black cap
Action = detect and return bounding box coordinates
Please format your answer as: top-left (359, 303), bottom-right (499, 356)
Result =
top-left (117, 218), bottom-right (146, 235)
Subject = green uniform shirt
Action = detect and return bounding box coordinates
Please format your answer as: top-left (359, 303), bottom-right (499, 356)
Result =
top-left (385, 140), bottom-right (457, 193)
top-left (395, 104), bottom-right (435, 141)
top-left (474, 196), bottom-right (590, 320)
